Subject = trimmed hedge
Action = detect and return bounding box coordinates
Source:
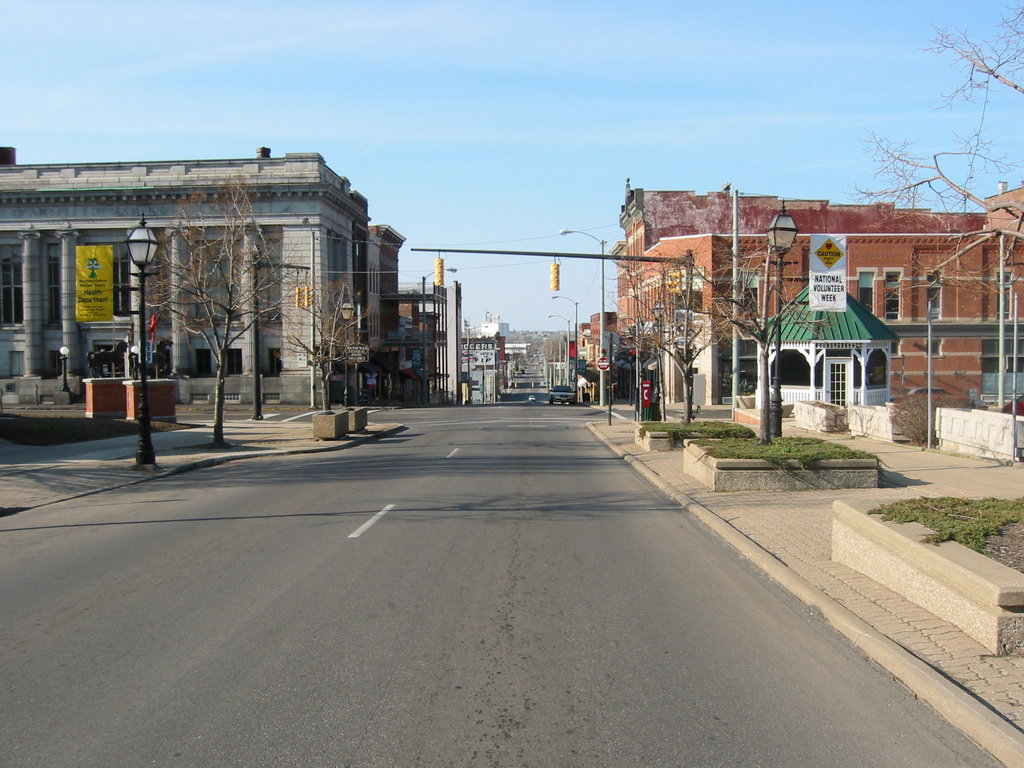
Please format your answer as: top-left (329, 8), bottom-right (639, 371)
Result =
top-left (694, 436), bottom-right (876, 468)
top-left (640, 421), bottom-right (755, 444)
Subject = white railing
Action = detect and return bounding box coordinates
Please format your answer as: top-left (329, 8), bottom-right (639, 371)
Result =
top-left (756, 386), bottom-right (891, 408)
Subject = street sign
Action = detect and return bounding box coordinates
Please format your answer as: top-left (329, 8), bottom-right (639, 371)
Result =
top-left (597, 356), bottom-right (610, 371)
top-left (342, 343), bottom-right (369, 363)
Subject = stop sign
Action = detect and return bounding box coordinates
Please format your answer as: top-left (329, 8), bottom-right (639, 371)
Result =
top-left (597, 356), bottom-right (610, 371)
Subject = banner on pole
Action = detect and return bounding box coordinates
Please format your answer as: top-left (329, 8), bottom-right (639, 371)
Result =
top-left (808, 235), bottom-right (847, 312)
top-left (75, 245), bottom-right (115, 322)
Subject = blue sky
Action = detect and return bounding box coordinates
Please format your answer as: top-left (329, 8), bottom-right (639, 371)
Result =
top-left (6, 0), bottom-right (1024, 330)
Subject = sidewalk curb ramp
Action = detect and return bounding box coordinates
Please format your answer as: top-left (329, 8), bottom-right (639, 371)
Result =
top-left (586, 421), bottom-right (1024, 768)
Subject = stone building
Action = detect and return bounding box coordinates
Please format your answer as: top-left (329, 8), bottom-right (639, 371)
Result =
top-left (0, 148), bottom-right (407, 406)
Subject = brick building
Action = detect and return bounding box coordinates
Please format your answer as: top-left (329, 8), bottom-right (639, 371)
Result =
top-left (618, 184), bottom-right (1024, 407)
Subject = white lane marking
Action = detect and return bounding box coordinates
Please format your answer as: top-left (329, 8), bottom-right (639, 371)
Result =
top-left (348, 504), bottom-right (395, 538)
top-left (447, 448), bottom-right (460, 458)
top-left (610, 410), bottom-right (631, 421)
top-left (282, 410), bottom-right (322, 423)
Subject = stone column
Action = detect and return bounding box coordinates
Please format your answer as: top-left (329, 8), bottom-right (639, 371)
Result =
top-left (57, 228), bottom-right (80, 374)
top-left (19, 228), bottom-right (43, 376)
top-left (169, 232), bottom-right (190, 375)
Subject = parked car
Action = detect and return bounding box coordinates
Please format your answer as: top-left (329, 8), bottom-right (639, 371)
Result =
top-left (1002, 396), bottom-right (1024, 415)
top-left (548, 385), bottom-right (577, 405)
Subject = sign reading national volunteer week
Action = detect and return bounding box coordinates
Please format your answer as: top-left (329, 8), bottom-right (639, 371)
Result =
top-left (75, 245), bottom-right (114, 322)
top-left (808, 235), bottom-right (847, 312)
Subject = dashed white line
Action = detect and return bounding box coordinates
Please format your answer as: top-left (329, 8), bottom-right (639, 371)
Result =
top-left (348, 504), bottom-right (395, 538)
top-left (447, 448), bottom-right (460, 458)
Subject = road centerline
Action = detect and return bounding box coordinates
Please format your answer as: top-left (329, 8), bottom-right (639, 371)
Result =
top-left (348, 504), bottom-right (395, 539)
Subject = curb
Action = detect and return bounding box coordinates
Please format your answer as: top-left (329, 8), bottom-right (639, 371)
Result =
top-left (159, 424), bottom-right (407, 477)
top-left (9, 425), bottom-right (407, 513)
top-left (586, 422), bottom-right (1024, 768)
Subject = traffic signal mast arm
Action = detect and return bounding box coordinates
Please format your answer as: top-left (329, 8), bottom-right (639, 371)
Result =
top-left (410, 247), bottom-right (671, 263)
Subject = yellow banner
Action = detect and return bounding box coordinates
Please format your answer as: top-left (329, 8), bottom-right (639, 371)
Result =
top-left (75, 245), bottom-right (114, 322)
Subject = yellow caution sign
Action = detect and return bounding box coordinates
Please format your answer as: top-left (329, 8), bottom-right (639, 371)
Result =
top-left (814, 238), bottom-right (845, 269)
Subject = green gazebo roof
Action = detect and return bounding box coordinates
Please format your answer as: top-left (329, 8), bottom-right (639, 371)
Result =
top-left (775, 287), bottom-right (898, 343)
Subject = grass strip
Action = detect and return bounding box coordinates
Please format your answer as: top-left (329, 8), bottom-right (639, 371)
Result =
top-left (874, 497), bottom-right (1024, 552)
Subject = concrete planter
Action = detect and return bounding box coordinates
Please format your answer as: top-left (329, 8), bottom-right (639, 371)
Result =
top-left (312, 411), bottom-right (349, 440)
top-left (832, 499), bottom-right (1024, 655)
top-left (683, 442), bottom-right (879, 491)
top-left (344, 406), bottom-right (369, 433)
top-left (635, 425), bottom-right (674, 452)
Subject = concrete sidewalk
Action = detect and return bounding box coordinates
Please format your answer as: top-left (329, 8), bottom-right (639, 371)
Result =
top-left (587, 407), bottom-right (1024, 767)
top-left (0, 418), bottom-right (403, 513)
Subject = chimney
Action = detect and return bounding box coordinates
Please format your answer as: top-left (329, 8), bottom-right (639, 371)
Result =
top-left (999, 180), bottom-right (1009, 195)
top-left (0, 147), bottom-right (16, 166)
top-left (257, 147), bottom-right (271, 159)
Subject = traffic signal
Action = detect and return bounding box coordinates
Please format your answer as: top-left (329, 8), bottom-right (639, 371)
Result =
top-left (550, 262), bottom-right (560, 291)
top-left (294, 286), bottom-right (313, 307)
top-left (434, 257), bottom-right (445, 286)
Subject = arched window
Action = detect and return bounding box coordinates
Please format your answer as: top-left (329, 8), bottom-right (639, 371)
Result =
top-left (867, 348), bottom-right (888, 385)
top-left (0, 245), bottom-right (23, 324)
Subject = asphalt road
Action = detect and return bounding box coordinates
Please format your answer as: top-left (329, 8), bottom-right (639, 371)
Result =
top-left (0, 404), bottom-right (1002, 767)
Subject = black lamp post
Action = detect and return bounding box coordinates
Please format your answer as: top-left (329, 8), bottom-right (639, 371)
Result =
top-left (126, 218), bottom-right (159, 467)
top-left (766, 205), bottom-right (799, 439)
top-left (58, 345), bottom-right (70, 393)
top-left (341, 299), bottom-right (355, 406)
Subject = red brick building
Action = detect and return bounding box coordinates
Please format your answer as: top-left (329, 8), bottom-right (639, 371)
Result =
top-left (618, 184), bottom-right (1024, 406)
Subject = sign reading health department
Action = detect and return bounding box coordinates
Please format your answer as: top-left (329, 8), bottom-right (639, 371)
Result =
top-left (808, 235), bottom-right (847, 312)
top-left (75, 245), bottom-right (114, 322)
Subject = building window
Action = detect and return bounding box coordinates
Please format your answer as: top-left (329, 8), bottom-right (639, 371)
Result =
top-left (0, 245), bottom-right (24, 324)
top-left (981, 338), bottom-right (1024, 395)
top-left (46, 243), bottom-right (61, 323)
top-left (113, 245), bottom-right (132, 317)
top-left (195, 348), bottom-right (212, 376)
top-left (926, 274), bottom-right (941, 320)
top-left (9, 350), bottom-right (24, 376)
top-left (857, 272), bottom-right (874, 311)
top-left (225, 348), bottom-right (243, 375)
top-left (268, 348), bottom-right (282, 375)
top-left (883, 271), bottom-right (901, 320)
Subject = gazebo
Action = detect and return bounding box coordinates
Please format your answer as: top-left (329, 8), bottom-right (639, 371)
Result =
top-left (761, 288), bottom-right (898, 409)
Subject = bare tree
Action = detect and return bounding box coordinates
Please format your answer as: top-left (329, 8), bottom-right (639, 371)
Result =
top-left (619, 250), bottom-right (719, 423)
top-left (862, 6), bottom-right (1024, 234)
top-left (152, 179), bottom-right (282, 447)
top-left (282, 279), bottom-right (360, 413)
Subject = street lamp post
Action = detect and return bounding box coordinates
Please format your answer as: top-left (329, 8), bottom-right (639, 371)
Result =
top-left (548, 313), bottom-right (571, 385)
top-left (59, 345), bottom-right (70, 393)
top-left (341, 299), bottom-right (355, 407)
top-left (766, 205), bottom-right (799, 439)
top-left (560, 229), bottom-right (609, 406)
top-left (551, 295), bottom-right (578, 394)
top-left (126, 218), bottom-right (160, 467)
